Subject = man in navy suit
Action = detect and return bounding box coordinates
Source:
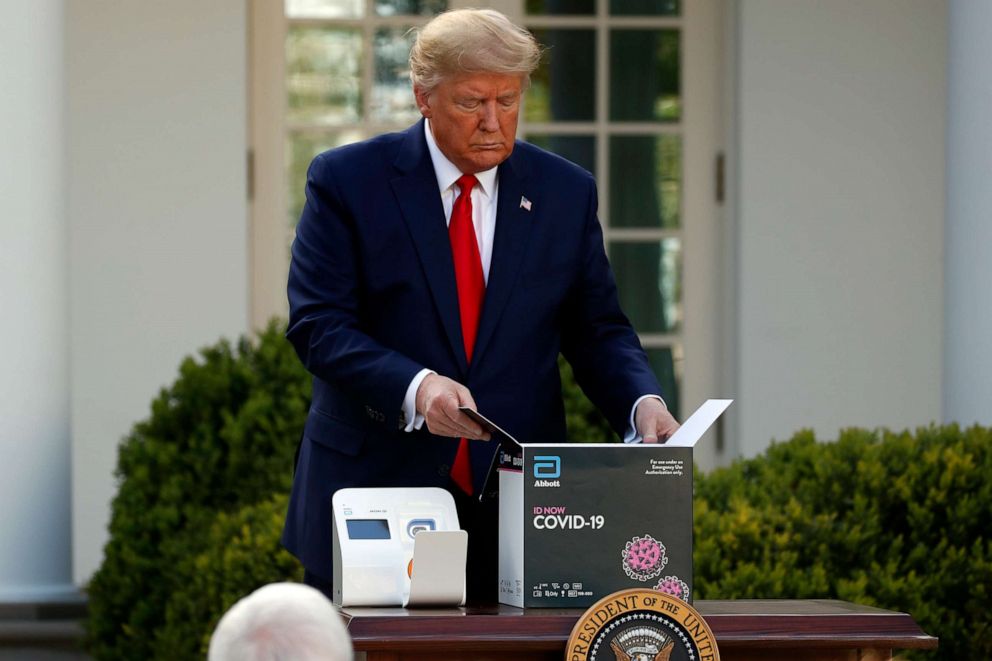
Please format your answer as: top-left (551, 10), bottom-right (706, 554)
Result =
top-left (282, 8), bottom-right (679, 604)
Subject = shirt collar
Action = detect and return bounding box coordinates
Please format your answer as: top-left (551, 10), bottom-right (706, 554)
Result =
top-left (424, 119), bottom-right (497, 199)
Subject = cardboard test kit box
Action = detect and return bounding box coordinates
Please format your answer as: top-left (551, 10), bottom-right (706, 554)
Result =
top-left (486, 399), bottom-right (731, 608)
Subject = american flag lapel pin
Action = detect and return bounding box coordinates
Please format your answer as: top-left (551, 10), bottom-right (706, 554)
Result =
top-left (520, 195), bottom-right (532, 211)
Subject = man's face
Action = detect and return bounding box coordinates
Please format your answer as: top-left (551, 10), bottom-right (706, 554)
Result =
top-left (415, 72), bottom-right (523, 174)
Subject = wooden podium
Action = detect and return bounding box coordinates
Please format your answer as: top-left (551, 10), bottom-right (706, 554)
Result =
top-left (341, 599), bottom-right (936, 661)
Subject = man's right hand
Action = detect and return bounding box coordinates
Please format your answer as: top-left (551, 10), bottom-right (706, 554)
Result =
top-left (415, 373), bottom-right (491, 440)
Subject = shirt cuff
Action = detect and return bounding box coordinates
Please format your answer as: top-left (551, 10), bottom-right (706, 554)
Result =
top-left (401, 368), bottom-right (434, 432)
top-left (623, 394), bottom-right (667, 444)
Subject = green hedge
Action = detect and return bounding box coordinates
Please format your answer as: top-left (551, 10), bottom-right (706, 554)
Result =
top-left (157, 494), bottom-right (303, 659)
top-left (84, 323), bottom-right (309, 660)
top-left (694, 426), bottom-right (992, 660)
top-left (85, 327), bottom-right (990, 659)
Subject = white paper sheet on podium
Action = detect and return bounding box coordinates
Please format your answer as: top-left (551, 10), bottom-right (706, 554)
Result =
top-left (662, 399), bottom-right (733, 447)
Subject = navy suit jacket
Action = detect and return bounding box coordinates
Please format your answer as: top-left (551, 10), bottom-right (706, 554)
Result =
top-left (282, 120), bottom-right (662, 579)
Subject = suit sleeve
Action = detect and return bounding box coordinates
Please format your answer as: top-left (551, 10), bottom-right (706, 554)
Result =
top-left (559, 177), bottom-right (663, 437)
top-left (286, 153), bottom-right (423, 428)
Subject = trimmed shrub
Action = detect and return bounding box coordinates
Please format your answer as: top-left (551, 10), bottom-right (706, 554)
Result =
top-left (156, 494), bottom-right (303, 658)
top-left (694, 425), bottom-right (992, 660)
top-left (84, 323), bottom-right (310, 660)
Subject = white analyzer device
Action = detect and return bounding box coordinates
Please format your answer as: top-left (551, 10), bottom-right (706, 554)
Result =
top-left (331, 487), bottom-right (467, 607)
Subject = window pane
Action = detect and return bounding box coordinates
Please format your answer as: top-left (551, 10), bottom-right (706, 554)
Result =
top-left (610, 29), bottom-right (680, 122)
top-left (609, 135), bottom-right (680, 228)
top-left (525, 135), bottom-right (595, 173)
top-left (645, 345), bottom-right (682, 420)
top-left (526, 0), bottom-right (594, 15)
top-left (286, 0), bottom-right (363, 19)
top-left (609, 0), bottom-right (680, 16)
top-left (287, 28), bottom-right (362, 125)
top-left (288, 130), bottom-right (365, 226)
top-left (375, 0), bottom-right (446, 16)
top-left (526, 29), bottom-right (595, 122)
top-left (372, 29), bottom-right (420, 123)
top-left (609, 238), bottom-right (682, 333)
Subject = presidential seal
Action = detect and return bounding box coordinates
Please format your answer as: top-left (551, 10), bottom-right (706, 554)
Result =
top-left (565, 589), bottom-right (719, 661)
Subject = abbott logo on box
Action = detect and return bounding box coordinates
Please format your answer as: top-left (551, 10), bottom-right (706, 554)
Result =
top-left (533, 455), bottom-right (561, 487)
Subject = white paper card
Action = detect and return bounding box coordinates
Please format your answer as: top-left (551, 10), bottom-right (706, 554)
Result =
top-left (663, 399), bottom-right (733, 447)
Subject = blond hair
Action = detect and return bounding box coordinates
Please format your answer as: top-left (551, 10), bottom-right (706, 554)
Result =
top-left (409, 9), bottom-right (542, 92)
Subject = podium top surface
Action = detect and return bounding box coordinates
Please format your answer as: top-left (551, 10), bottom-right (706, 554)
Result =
top-left (341, 599), bottom-right (938, 652)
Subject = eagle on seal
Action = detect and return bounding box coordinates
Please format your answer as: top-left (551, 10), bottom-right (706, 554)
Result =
top-left (609, 626), bottom-right (675, 661)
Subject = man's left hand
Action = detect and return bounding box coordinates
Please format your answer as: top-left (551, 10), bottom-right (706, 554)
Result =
top-left (635, 397), bottom-right (679, 443)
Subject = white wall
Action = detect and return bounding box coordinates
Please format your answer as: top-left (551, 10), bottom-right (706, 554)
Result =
top-left (944, 0), bottom-right (992, 426)
top-left (732, 0), bottom-right (946, 455)
top-left (66, 0), bottom-right (249, 584)
top-left (0, 0), bottom-right (74, 601)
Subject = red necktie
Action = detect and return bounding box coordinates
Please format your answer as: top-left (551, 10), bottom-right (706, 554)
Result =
top-left (449, 174), bottom-right (484, 496)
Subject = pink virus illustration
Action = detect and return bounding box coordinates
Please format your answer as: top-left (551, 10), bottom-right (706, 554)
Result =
top-left (621, 534), bottom-right (668, 581)
top-left (654, 575), bottom-right (691, 601)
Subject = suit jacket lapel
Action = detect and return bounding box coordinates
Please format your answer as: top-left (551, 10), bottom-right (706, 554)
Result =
top-left (472, 148), bottom-right (535, 369)
top-left (390, 121), bottom-right (469, 373)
